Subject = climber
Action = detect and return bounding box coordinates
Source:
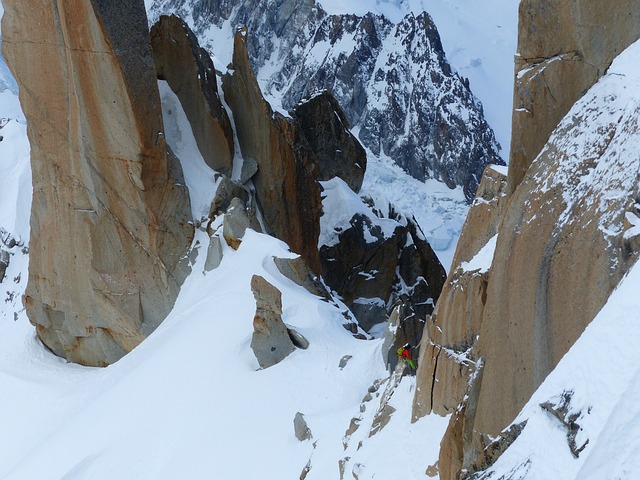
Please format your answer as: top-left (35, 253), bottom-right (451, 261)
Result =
top-left (397, 343), bottom-right (416, 370)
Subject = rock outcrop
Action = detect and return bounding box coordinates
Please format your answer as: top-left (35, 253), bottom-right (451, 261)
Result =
top-left (250, 274), bottom-right (301, 368)
top-left (151, 14), bottom-right (234, 175)
top-left (413, 12), bottom-right (640, 477)
top-left (291, 91), bottom-right (366, 193)
top-left (2, 0), bottom-right (193, 366)
top-left (221, 27), bottom-right (368, 274)
top-left (320, 178), bottom-right (446, 334)
top-left (508, 0), bottom-right (640, 194)
top-left (222, 27), bottom-right (323, 273)
top-left (148, 0), bottom-right (503, 201)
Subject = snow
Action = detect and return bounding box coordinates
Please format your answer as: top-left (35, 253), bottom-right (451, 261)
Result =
top-left (158, 80), bottom-right (220, 222)
top-left (360, 149), bottom-right (468, 271)
top-left (0, 25), bottom-right (451, 477)
top-left (460, 234), bottom-right (497, 273)
top-left (319, 176), bottom-right (401, 248)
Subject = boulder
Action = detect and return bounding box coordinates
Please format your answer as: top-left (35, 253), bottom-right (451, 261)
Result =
top-left (2, 0), bottom-right (193, 366)
top-left (294, 412), bottom-right (313, 441)
top-left (250, 275), bottom-right (295, 368)
top-left (223, 197), bottom-right (261, 250)
top-left (204, 234), bottom-right (223, 272)
top-left (273, 256), bottom-right (331, 301)
top-left (151, 14), bottom-right (234, 175)
top-left (210, 177), bottom-right (250, 218)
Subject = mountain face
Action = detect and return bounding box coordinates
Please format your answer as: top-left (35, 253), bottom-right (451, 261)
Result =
top-left (2, 0), bottom-right (194, 366)
top-left (147, 0), bottom-right (503, 201)
top-left (410, 1), bottom-right (640, 478)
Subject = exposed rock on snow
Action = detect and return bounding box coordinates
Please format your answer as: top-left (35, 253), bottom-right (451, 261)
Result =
top-left (294, 412), bottom-right (313, 441)
top-left (509, 0), bottom-right (640, 194)
top-left (222, 197), bottom-right (261, 250)
top-left (273, 256), bottom-right (331, 301)
top-left (151, 14), bottom-right (234, 175)
top-left (147, 0), bottom-right (504, 201)
top-left (209, 176), bottom-right (250, 218)
top-left (250, 274), bottom-right (296, 368)
top-left (2, 0), bottom-right (193, 366)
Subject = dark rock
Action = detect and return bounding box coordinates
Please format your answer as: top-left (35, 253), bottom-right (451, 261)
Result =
top-left (292, 91), bottom-right (366, 193)
top-left (320, 202), bottom-right (446, 332)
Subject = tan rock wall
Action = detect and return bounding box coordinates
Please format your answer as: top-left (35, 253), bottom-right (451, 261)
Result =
top-left (222, 28), bottom-right (322, 273)
top-left (151, 14), bottom-right (234, 176)
top-left (413, 166), bottom-right (506, 420)
top-left (2, 0), bottom-right (193, 366)
top-left (508, 0), bottom-right (640, 194)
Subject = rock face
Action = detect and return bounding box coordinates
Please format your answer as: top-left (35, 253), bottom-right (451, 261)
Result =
top-left (291, 91), bottom-right (366, 193)
top-left (151, 14), bottom-right (234, 175)
top-left (2, 0), bottom-right (193, 366)
top-left (413, 165), bottom-right (507, 419)
top-left (320, 179), bottom-right (446, 334)
top-left (508, 0), bottom-right (640, 194)
top-left (148, 0), bottom-right (503, 201)
top-left (413, 16), bottom-right (640, 478)
top-left (222, 28), bottom-right (323, 273)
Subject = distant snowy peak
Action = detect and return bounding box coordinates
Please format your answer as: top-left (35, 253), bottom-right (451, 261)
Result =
top-left (147, 0), bottom-right (504, 201)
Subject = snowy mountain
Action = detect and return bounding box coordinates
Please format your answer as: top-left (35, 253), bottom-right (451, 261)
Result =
top-left (146, 0), bottom-right (504, 201)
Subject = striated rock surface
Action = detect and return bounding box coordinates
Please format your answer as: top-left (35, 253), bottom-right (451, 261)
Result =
top-left (415, 36), bottom-right (640, 478)
top-left (508, 0), bottom-right (640, 194)
top-left (413, 165), bottom-right (507, 419)
top-left (148, 0), bottom-right (503, 201)
top-left (2, 0), bottom-right (193, 366)
top-left (151, 14), bottom-right (234, 175)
